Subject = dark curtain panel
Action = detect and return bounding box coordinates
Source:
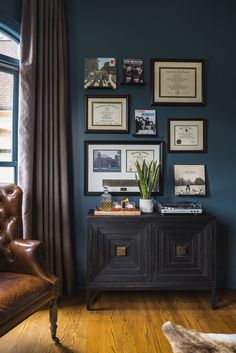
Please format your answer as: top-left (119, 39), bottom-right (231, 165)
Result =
top-left (19, 0), bottom-right (75, 295)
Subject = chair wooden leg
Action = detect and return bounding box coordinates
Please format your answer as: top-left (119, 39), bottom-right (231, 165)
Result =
top-left (49, 300), bottom-right (60, 343)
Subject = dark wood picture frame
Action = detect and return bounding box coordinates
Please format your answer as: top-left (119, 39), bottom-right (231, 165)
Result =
top-left (168, 118), bottom-right (207, 152)
top-left (85, 140), bottom-right (164, 196)
top-left (151, 59), bottom-right (205, 106)
top-left (85, 95), bottom-right (130, 133)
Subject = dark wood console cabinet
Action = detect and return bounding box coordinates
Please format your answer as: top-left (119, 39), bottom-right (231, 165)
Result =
top-left (86, 210), bottom-right (217, 309)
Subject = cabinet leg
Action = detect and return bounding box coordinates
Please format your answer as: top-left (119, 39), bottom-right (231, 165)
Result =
top-left (86, 288), bottom-right (91, 310)
top-left (211, 286), bottom-right (217, 309)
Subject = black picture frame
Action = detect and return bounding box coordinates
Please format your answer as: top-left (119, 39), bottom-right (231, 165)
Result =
top-left (85, 140), bottom-right (164, 196)
top-left (85, 95), bottom-right (129, 133)
top-left (151, 59), bottom-right (205, 106)
top-left (168, 119), bottom-right (207, 152)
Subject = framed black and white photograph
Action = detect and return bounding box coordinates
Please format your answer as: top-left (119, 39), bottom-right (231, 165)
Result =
top-left (85, 95), bottom-right (129, 133)
top-left (93, 150), bottom-right (121, 172)
top-left (134, 110), bottom-right (157, 136)
top-left (85, 141), bottom-right (163, 195)
top-left (121, 58), bottom-right (145, 85)
top-left (151, 59), bottom-right (204, 105)
top-left (174, 164), bottom-right (206, 196)
top-left (84, 57), bottom-right (117, 89)
top-left (168, 119), bottom-right (206, 152)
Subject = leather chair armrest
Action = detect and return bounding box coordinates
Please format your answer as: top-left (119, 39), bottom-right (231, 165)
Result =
top-left (2, 239), bottom-right (58, 287)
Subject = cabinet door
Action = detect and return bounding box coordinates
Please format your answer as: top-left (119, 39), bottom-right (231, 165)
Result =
top-left (88, 220), bottom-right (151, 284)
top-left (152, 220), bottom-right (214, 286)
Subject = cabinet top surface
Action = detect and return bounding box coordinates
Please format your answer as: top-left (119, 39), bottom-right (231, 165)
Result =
top-left (87, 209), bottom-right (216, 220)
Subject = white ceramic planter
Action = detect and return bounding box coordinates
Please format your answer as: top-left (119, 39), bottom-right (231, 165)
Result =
top-left (139, 199), bottom-right (154, 213)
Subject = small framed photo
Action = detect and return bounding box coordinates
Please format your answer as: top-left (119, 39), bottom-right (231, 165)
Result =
top-left (122, 58), bottom-right (145, 85)
top-left (151, 59), bottom-right (204, 105)
top-left (85, 95), bottom-right (129, 133)
top-left (134, 110), bottom-right (157, 136)
top-left (93, 150), bottom-right (121, 172)
top-left (174, 164), bottom-right (206, 196)
top-left (168, 119), bottom-right (206, 152)
top-left (84, 57), bottom-right (117, 89)
top-left (85, 140), bottom-right (163, 195)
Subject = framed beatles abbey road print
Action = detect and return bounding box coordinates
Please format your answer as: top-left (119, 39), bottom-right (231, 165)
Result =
top-left (84, 57), bottom-right (117, 89)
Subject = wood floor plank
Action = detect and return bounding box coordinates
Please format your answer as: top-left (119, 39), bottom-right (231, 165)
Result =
top-left (0, 290), bottom-right (235, 353)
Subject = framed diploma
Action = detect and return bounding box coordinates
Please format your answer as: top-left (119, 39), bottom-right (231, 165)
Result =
top-left (85, 95), bottom-right (129, 133)
top-left (151, 59), bottom-right (205, 105)
top-left (126, 150), bottom-right (154, 172)
top-left (168, 119), bottom-right (206, 152)
top-left (85, 140), bottom-right (163, 195)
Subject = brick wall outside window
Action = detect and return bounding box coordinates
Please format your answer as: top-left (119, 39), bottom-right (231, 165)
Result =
top-left (0, 39), bottom-right (16, 110)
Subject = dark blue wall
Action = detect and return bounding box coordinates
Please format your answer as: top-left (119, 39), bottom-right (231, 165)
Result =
top-left (65, 0), bottom-right (236, 288)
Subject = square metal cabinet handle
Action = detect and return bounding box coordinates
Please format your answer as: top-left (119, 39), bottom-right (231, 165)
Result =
top-left (176, 245), bottom-right (189, 257)
top-left (116, 246), bottom-right (127, 256)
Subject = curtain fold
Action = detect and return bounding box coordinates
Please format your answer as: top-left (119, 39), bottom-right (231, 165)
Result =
top-left (19, 0), bottom-right (75, 295)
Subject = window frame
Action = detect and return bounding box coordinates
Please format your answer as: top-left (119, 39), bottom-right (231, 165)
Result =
top-left (0, 27), bottom-right (19, 183)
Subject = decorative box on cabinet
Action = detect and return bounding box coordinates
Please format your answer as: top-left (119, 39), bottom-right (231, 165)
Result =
top-left (86, 210), bottom-right (217, 310)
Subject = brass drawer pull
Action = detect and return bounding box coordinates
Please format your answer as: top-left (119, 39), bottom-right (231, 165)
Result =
top-left (116, 246), bottom-right (127, 256)
top-left (176, 245), bottom-right (188, 257)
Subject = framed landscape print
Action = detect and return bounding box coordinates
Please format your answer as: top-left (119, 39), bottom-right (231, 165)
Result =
top-left (121, 58), bottom-right (145, 85)
top-left (134, 110), bottom-right (157, 136)
top-left (84, 57), bottom-right (117, 89)
top-left (168, 119), bottom-right (206, 152)
top-left (85, 95), bottom-right (129, 133)
top-left (174, 164), bottom-right (206, 196)
top-left (85, 141), bottom-right (163, 195)
top-left (151, 59), bottom-right (204, 105)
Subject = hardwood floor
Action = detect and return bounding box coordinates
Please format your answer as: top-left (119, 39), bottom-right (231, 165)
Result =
top-left (1, 290), bottom-right (236, 353)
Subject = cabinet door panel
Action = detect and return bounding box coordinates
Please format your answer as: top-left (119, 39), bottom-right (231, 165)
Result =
top-left (152, 222), bottom-right (213, 283)
top-left (89, 221), bottom-right (151, 283)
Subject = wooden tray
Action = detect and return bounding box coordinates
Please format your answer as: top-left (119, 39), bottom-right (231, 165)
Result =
top-left (94, 209), bottom-right (141, 216)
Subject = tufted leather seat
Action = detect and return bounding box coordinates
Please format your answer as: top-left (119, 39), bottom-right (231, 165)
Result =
top-left (0, 184), bottom-right (59, 341)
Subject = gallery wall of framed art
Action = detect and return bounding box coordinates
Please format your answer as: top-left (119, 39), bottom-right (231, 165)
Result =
top-left (82, 56), bottom-right (208, 198)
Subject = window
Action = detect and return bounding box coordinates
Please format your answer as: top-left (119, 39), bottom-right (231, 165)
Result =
top-left (0, 29), bottom-right (19, 183)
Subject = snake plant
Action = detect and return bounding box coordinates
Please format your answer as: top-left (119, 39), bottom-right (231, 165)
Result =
top-left (135, 160), bottom-right (160, 199)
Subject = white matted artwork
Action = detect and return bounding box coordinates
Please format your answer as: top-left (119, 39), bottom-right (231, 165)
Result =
top-left (174, 164), bottom-right (206, 196)
top-left (85, 141), bottom-right (163, 195)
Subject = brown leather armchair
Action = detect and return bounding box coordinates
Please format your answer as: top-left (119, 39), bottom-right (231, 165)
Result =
top-left (0, 184), bottom-right (59, 341)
